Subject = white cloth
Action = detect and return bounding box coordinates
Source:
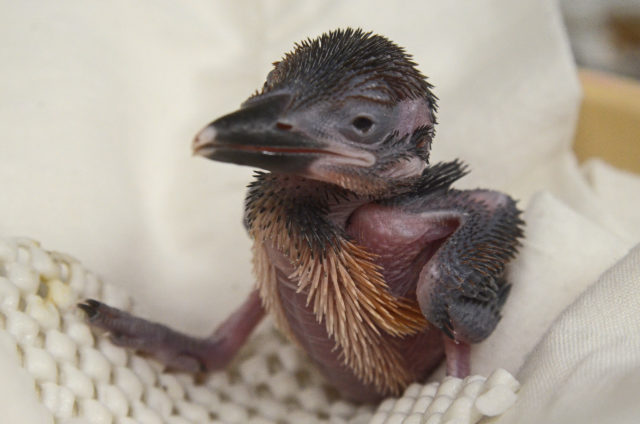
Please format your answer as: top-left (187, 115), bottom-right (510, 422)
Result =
top-left (492, 242), bottom-right (640, 424)
top-left (1, 1), bottom-right (639, 423)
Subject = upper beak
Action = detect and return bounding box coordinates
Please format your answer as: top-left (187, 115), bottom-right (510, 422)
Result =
top-left (192, 93), bottom-right (330, 174)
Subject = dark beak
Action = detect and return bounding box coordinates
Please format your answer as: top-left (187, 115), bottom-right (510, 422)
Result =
top-left (193, 93), bottom-right (329, 174)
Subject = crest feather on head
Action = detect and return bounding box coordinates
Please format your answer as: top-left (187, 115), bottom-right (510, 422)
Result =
top-left (259, 28), bottom-right (437, 115)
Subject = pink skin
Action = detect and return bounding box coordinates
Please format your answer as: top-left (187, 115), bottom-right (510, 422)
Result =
top-left (345, 200), bottom-right (471, 387)
top-left (77, 26), bottom-right (528, 403)
top-left (443, 337), bottom-right (471, 378)
top-left (80, 91), bottom-right (520, 401)
top-left (80, 290), bottom-right (265, 373)
top-left (263, 234), bottom-right (445, 403)
top-left (79, 193), bottom-right (467, 402)
top-left (79, 185), bottom-right (518, 402)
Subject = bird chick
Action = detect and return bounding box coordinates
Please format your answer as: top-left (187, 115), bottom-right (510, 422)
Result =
top-left (80, 28), bottom-right (524, 403)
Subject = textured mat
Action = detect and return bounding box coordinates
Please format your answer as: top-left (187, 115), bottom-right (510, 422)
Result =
top-left (0, 237), bottom-right (518, 423)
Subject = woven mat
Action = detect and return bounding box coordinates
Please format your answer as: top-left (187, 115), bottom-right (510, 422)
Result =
top-left (0, 237), bottom-right (518, 424)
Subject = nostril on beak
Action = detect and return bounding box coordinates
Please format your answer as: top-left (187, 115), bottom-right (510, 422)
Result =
top-left (276, 122), bottom-right (293, 131)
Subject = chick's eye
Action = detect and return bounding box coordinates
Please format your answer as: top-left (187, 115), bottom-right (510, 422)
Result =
top-left (351, 116), bottom-right (374, 134)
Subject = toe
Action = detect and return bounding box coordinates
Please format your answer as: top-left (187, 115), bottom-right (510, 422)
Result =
top-left (78, 299), bottom-right (103, 319)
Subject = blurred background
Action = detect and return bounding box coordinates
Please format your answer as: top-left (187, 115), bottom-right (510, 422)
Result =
top-left (561, 0), bottom-right (640, 79)
top-left (560, 0), bottom-right (640, 176)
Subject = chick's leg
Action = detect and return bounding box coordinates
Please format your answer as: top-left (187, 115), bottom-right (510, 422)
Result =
top-left (79, 289), bottom-right (265, 372)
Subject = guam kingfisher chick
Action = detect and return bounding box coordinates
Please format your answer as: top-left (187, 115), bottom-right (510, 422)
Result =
top-left (80, 28), bottom-right (524, 403)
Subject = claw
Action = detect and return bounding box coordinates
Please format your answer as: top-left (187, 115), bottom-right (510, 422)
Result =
top-left (78, 299), bottom-right (103, 319)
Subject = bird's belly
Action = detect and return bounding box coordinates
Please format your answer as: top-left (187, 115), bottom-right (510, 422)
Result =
top-left (265, 243), bottom-right (444, 402)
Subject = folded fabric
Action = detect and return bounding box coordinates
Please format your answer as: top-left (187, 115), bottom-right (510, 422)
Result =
top-left (491, 242), bottom-right (640, 424)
